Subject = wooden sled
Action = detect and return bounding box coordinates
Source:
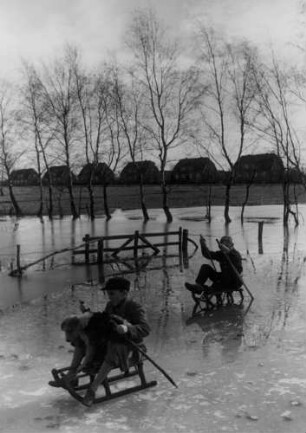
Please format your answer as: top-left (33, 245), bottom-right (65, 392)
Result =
top-left (191, 284), bottom-right (244, 315)
top-left (49, 355), bottom-right (157, 406)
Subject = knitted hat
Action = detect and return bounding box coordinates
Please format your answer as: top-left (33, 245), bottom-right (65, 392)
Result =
top-left (220, 236), bottom-right (234, 247)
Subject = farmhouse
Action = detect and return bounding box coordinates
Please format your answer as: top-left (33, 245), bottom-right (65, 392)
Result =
top-left (77, 163), bottom-right (115, 185)
top-left (120, 161), bottom-right (160, 184)
top-left (11, 168), bottom-right (39, 186)
top-left (171, 157), bottom-right (218, 183)
top-left (234, 153), bottom-right (284, 183)
top-left (42, 165), bottom-right (76, 186)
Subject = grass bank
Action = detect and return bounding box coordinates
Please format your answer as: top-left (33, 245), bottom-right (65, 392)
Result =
top-left (0, 183), bottom-right (305, 217)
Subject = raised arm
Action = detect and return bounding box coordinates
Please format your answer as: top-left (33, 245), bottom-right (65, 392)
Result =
top-left (200, 235), bottom-right (220, 261)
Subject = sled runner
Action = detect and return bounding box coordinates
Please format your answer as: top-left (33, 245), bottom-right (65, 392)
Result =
top-left (190, 284), bottom-right (244, 315)
top-left (49, 352), bottom-right (157, 406)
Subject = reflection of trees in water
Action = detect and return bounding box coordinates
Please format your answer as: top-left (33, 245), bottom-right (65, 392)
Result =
top-left (152, 224), bottom-right (174, 343)
top-left (156, 252), bottom-right (171, 333)
top-left (274, 226), bottom-right (301, 328)
top-left (240, 222), bottom-right (256, 273)
top-left (186, 305), bottom-right (245, 363)
top-left (244, 226), bottom-right (302, 348)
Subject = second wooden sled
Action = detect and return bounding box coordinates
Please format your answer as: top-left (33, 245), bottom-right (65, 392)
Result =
top-left (191, 284), bottom-right (244, 315)
top-left (49, 354), bottom-right (157, 406)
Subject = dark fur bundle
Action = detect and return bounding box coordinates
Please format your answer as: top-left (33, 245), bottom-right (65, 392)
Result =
top-left (84, 311), bottom-right (125, 346)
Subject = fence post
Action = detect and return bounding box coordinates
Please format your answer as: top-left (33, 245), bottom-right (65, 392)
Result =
top-left (258, 221), bottom-right (264, 254)
top-left (178, 227), bottom-right (182, 254)
top-left (134, 231), bottom-right (139, 260)
top-left (97, 238), bottom-right (105, 284)
top-left (97, 238), bottom-right (104, 264)
top-left (16, 244), bottom-right (21, 274)
top-left (182, 229), bottom-right (188, 255)
top-left (182, 229), bottom-right (189, 269)
top-left (84, 234), bottom-right (90, 264)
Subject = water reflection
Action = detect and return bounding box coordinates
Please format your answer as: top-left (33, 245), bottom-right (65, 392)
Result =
top-left (186, 304), bottom-right (245, 363)
top-left (1, 205), bottom-right (306, 312)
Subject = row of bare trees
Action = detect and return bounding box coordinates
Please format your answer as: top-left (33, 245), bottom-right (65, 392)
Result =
top-left (0, 9), bottom-right (305, 224)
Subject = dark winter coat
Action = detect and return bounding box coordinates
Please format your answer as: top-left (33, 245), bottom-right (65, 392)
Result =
top-left (201, 244), bottom-right (243, 288)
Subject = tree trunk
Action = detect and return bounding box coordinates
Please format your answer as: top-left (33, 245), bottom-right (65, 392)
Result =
top-left (36, 177), bottom-right (44, 218)
top-left (205, 185), bottom-right (212, 223)
top-left (36, 170), bottom-right (45, 219)
top-left (35, 138), bottom-right (44, 218)
top-left (282, 176), bottom-right (289, 225)
top-left (41, 157), bottom-right (54, 219)
top-left (88, 183), bottom-right (95, 220)
top-left (67, 173), bottom-right (79, 219)
top-left (282, 175), bottom-right (298, 226)
top-left (8, 181), bottom-right (22, 217)
top-left (139, 176), bottom-right (149, 221)
top-left (47, 182), bottom-right (54, 219)
top-left (224, 182), bottom-right (232, 223)
top-left (103, 183), bottom-right (111, 220)
top-left (240, 171), bottom-right (255, 223)
top-left (58, 191), bottom-right (64, 219)
top-left (87, 166), bottom-right (95, 220)
top-left (161, 180), bottom-right (172, 223)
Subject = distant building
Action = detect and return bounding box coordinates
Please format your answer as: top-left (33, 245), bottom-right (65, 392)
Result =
top-left (77, 163), bottom-right (115, 185)
top-left (234, 153), bottom-right (284, 183)
top-left (287, 167), bottom-right (304, 184)
top-left (11, 168), bottom-right (39, 186)
top-left (171, 157), bottom-right (218, 184)
top-left (42, 165), bottom-right (76, 186)
top-left (120, 161), bottom-right (160, 184)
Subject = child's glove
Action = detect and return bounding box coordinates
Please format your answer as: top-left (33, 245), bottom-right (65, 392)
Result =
top-left (199, 235), bottom-right (206, 246)
top-left (220, 244), bottom-right (230, 254)
top-left (115, 324), bottom-right (128, 335)
top-left (110, 314), bottom-right (129, 334)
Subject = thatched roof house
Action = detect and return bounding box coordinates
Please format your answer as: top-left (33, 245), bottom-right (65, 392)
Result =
top-left (234, 153), bottom-right (284, 183)
top-left (171, 157), bottom-right (218, 184)
top-left (77, 163), bottom-right (115, 185)
top-left (11, 168), bottom-right (39, 186)
top-left (120, 161), bottom-right (160, 184)
top-left (42, 165), bottom-right (76, 186)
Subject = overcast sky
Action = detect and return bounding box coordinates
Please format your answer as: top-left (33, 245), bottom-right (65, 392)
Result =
top-left (0, 0), bottom-right (304, 79)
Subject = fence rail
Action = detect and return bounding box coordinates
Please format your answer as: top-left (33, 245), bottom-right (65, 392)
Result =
top-left (73, 227), bottom-right (190, 264)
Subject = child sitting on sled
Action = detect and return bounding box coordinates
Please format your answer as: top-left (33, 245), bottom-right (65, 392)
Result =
top-left (185, 235), bottom-right (243, 294)
top-left (53, 277), bottom-right (150, 406)
top-left (50, 277), bottom-right (150, 404)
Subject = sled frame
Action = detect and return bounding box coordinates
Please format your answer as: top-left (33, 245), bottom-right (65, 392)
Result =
top-left (50, 359), bottom-right (157, 406)
top-left (191, 285), bottom-right (244, 315)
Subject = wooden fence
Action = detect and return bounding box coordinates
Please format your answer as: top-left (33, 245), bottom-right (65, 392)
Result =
top-left (72, 227), bottom-right (192, 264)
top-left (9, 227), bottom-right (197, 277)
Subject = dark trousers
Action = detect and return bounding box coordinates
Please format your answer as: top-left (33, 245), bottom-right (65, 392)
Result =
top-left (195, 264), bottom-right (222, 287)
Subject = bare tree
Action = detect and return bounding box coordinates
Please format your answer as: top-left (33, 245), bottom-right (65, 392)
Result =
top-left (73, 63), bottom-right (101, 219)
top-left (21, 62), bottom-right (55, 218)
top-left (101, 71), bottom-right (128, 220)
top-left (127, 9), bottom-right (202, 222)
top-left (111, 65), bottom-right (151, 221)
top-left (0, 82), bottom-right (24, 217)
top-left (197, 28), bottom-right (258, 222)
top-left (252, 56), bottom-right (301, 225)
top-left (39, 45), bottom-right (80, 219)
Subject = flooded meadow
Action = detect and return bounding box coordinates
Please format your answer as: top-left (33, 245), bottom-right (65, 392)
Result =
top-left (0, 205), bottom-right (306, 432)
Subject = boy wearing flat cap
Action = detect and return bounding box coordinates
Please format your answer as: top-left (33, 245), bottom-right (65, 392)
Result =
top-left (83, 276), bottom-right (150, 406)
top-left (185, 235), bottom-right (243, 294)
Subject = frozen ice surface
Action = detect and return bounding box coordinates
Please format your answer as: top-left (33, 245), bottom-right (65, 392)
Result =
top-left (0, 206), bottom-right (306, 432)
